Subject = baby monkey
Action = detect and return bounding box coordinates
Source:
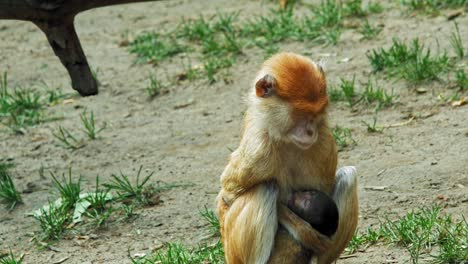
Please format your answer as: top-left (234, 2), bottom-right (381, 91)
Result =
top-left (287, 190), bottom-right (339, 238)
top-left (267, 189), bottom-right (339, 264)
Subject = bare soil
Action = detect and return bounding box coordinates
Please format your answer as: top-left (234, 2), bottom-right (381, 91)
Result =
top-left (0, 1), bottom-right (467, 263)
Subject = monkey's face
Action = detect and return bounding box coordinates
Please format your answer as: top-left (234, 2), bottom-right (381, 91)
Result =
top-left (252, 53), bottom-right (328, 149)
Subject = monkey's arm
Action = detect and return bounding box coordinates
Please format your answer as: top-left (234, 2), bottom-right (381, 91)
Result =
top-left (221, 183), bottom-right (280, 264)
top-left (220, 138), bottom-right (276, 196)
top-left (278, 203), bottom-right (332, 254)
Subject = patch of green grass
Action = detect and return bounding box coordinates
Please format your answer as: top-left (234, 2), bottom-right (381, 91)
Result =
top-left (339, 75), bottom-right (358, 107)
top-left (307, 0), bottom-right (343, 45)
top-left (362, 107), bottom-right (382, 133)
top-left (342, 0), bottom-right (383, 17)
top-left (84, 176), bottom-right (110, 211)
top-left (0, 162), bottom-right (14, 176)
top-left (367, 38), bottom-right (451, 83)
top-left (401, 0), bottom-right (435, 11)
top-left (200, 206), bottom-right (220, 236)
top-left (0, 73), bottom-right (43, 131)
top-left (53, 110), bottom-right (104, 149)
top-left (103, 166), bottom-right (185, 206)
top-left (50, 168), bottom-right (82, 210)
top-left (127, 2), bottom-right (389, 83)
top-left (0, 163), bottom-right (22, 210)
top-left (120, 204), bottom-right (136, 219)
top-left (343, 0), bottom-right (367, 17)
top-left (30, 167), bottom-right (187, 241)
top-left (176, 16), bottom-right (216, 42)
top-left (84, 206), bottom-right (114, 228)
top-left (328, 86), bottom-right (345, 102)
top-left (401, 0), bottom-right (467, 13)
top-left (367, 2), bottom-right (384, 13)
top-left (173, 13), bottom-right (243, 82)
top-left (91, 67), bottom-right (100, 88)
top-left (321, 28), bottom-right (341, 45)
top-left (400, 52), bottom-right (450, 84)
top-left (0, 250), bottom-right (23, 264)
top-left (45, 89), bottom-right (68, 106)
top-left (33, 201), bottom-right (70, 240)
top-left (380, 208), bottom-right (439, 262)
top-left (52, 126), bottom-right (83, 150)
top-left (455, 69), bottom-right (467, 90)
top-left (311, 0), bottom-right (342, 28)
top-left (1, 72), bottom-right (8, 98)
top-left (80, 110), bottom-right (106, 140)
top-left (330, 78), bottom-right (395, 108)
top-left (450, 21), bottom-right (465, 59)
top-left (130, 204), bottom-right (222, 263)
top-left (332, 126), bottom-right (356, 151)
top-left (243, 8), bottom-right (300, 44)
top-left (82, 184), bottom-right (114, 226)
top-left (203, 56), bottom-right (234, 84)
top-left (129, 4), bottom-right (355, 82)
top-left (361, 80), bottom-right (395, 107)
top-left (182, 64), bottom-right (202, 82)
top-left (131, 209), bottom-right (223, 264)
top-left (345, 227), bottom-right (381, 254)
top-left (434, 215), bottom-right (468, 264)
top-left (0, 72), bottom-right (66, 132)
top-left (146, 75), bottom-right (163, 98)
top-left (381, 207), bottom-right (467, 263)
top-left (132, 241), bottom-right (224, 264)
top-left (345, 207), bottom-right (468, 263)
top-left (129, 33), bottom-right (186, 64)
top-left (359, 19), bottom-right (382, 40)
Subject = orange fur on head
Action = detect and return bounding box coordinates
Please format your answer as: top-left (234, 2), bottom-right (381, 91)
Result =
top-left (263, 52), bottom-right (328, 116)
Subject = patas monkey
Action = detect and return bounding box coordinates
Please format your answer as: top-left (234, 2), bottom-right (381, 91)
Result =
top-left (216, 52), bottom-right (358, 264)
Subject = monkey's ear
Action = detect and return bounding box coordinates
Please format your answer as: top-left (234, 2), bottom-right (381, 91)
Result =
top-left (317, 59), bottom-right (326, 75)
top-left (255, 74), bottom-right (276, 98)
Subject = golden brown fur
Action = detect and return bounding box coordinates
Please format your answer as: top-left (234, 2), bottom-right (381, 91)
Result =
top-left (216, 52), bottom-right (358, 264)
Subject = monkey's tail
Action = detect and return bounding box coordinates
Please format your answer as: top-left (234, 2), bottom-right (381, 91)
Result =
top-left (224, 182), bottom-right (279, 264)
top-left (333, 166), bottom-right (358, 204)
top-left (317, 166), bottom-right (359, 264)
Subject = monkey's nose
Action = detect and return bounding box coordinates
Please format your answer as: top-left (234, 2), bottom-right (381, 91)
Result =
top-left (306, 129), bottom-right (314, 136)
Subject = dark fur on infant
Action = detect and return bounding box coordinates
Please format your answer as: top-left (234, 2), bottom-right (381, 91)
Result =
top-left (287, 190), bottom-right (339, 237)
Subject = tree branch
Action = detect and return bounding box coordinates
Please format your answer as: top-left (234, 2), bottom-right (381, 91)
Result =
top-left (35, 19), bottom-right (98, 96)
top-left (0, 0), bottom-right (164, 96)
top-left (0, 0), bottom-right (161, 20)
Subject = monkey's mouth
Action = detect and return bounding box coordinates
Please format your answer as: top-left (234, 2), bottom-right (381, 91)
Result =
top-left (289, 135), bottom-right (316, 149)
top-left (288, 120), bottom-right (318, 150)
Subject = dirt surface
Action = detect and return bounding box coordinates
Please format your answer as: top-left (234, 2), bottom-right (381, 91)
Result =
top-left (0, 0), bottom-right (467, 263)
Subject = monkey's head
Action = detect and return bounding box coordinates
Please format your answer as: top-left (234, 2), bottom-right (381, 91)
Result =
top-left (250, 52), bottom-right (328, 150)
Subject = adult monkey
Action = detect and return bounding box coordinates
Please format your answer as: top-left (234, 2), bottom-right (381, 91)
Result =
top-left (216, 52), bottom-right (358, 264)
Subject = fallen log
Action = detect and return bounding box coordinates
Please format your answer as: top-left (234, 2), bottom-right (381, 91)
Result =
top-left (0, 0), bottom-right (161, 96)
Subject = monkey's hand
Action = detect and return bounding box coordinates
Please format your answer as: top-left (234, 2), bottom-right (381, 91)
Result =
top-left (278, 203), bottom-right (332, 255)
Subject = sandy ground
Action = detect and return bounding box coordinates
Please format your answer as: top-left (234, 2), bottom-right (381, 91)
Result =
top-left (0, 0), bottom-right (467, 263)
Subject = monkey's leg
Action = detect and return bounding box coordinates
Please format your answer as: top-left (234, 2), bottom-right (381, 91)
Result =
top-left (222, 183), bottom-right (279, 264)
top-left (267, 228), bottom-right (312, 264)
top-left (317, 166), bottom-right (358, 264)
